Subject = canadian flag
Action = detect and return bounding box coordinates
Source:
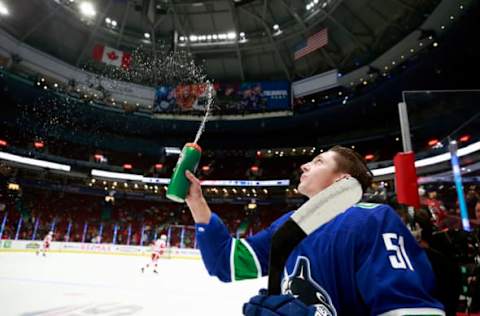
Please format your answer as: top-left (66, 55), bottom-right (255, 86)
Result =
top-left (92, 44), bottom-right (131, 69)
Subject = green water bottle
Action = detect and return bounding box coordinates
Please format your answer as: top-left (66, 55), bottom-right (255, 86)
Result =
top-left (166, 143), bottom-right (202, 203)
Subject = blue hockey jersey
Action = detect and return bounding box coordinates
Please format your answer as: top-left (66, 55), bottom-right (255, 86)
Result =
top-left (195, 203), bottom-right (445, 316)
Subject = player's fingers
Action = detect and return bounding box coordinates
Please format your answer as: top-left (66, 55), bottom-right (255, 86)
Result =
top-left (185, 170), bottom-right (201, 186)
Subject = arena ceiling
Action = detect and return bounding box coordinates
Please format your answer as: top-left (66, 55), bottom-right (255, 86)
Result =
top-left (0, 0), bottom-right (442, 82)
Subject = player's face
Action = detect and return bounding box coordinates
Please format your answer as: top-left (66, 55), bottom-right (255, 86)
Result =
top-left (298, 151), bottom-right (346, 198)
top-left (183, 85), bottom-right (191, 96)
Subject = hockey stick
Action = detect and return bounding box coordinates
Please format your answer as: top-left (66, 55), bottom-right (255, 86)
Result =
top-left (267, 177), bottom-right (363, 294)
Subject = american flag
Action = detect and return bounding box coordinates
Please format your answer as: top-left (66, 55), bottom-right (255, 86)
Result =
top-left (294, 28), bottom-right (328, 60)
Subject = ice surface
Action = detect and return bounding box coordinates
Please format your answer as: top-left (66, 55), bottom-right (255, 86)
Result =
top-left (0, 252), bottom-right (266, 316)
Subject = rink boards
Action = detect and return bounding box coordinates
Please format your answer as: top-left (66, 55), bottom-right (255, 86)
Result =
top-left (0, 239), bottom-right (201, 260)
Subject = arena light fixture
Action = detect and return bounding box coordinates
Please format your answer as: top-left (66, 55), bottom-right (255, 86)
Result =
top-left (8, 183), bottom-right (20, 191)
top-left (459, 135), bottom-right (470, 143)
top-left (272, 25), bottom-right (282, 36)
top-left (0, 2), bottom-right (9, 15)
top-left (164, 147), bottom-right (181, 155)
top-left (144, 32), bottom-right (151, 39)
top-left (427, 139), bottom-right (439, 147)
top-left (182, 32), bottom-right (243, 44)
top-left (365, 154), bottom-right (375, 161)
top-left (105, 17), bottom-right (118, 28)
top-left (34, 141), bottom-right (45, 149)
top-left (0, 152), bottom-right (71, 172)
top-left (79, 2), bottom-right (96, 17)
top-left (94, 154), bottom-right (108, 163)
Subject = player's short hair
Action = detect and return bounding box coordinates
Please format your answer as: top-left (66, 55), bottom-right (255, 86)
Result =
top-left (329, 146), bottom-right (373, 192)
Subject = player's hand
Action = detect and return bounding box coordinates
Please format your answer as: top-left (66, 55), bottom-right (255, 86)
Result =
top-left (243, 291), bottom-right (317, 316)
top-left (185, 170), bottom-right (203, 202)
top-left (185, 170), bottom-right (211, 224)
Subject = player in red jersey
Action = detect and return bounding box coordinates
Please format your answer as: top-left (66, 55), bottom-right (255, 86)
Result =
top-left (36, 231), bottom-right (53, 257)
top-left (141, 234), bottom-right (167, 273)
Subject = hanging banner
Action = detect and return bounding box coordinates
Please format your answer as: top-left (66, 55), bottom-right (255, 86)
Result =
top-left (154, 81), bottom-right (290, 112)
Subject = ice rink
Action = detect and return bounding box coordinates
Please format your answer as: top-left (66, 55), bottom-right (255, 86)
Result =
top-left (0, 252), bottom-right (267, 316)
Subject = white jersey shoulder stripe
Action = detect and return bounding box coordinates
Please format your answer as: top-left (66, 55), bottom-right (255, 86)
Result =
top-left (355, 202), bottom-right (381, 209)
top-left (229, 238), bottom-right (235, 282)
top-left (378, 307), bottom-right (445, 316)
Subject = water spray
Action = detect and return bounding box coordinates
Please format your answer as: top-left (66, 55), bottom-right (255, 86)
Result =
top-left (166, 82), bottom-right (214, 203)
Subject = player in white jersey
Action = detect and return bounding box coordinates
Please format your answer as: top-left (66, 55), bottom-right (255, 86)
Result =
top-left (141, 234), bottom-right (167, 274)
top-left (36, 231), bottom-right (53, 257)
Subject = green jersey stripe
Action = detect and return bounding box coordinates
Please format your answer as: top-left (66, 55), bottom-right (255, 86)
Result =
top-left (230, 238), bottom-right (261, 281)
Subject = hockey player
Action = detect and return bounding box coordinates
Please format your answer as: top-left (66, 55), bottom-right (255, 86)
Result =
top-left (141, 234), bottom-right (167, 274)
top-left (36, 231), bottom-right (53, 257)
top-left (185, 146), bottom-right (445, 316)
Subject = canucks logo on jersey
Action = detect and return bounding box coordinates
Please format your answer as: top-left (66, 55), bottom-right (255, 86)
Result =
top-left (281, 256), bottom-right (337, 316)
